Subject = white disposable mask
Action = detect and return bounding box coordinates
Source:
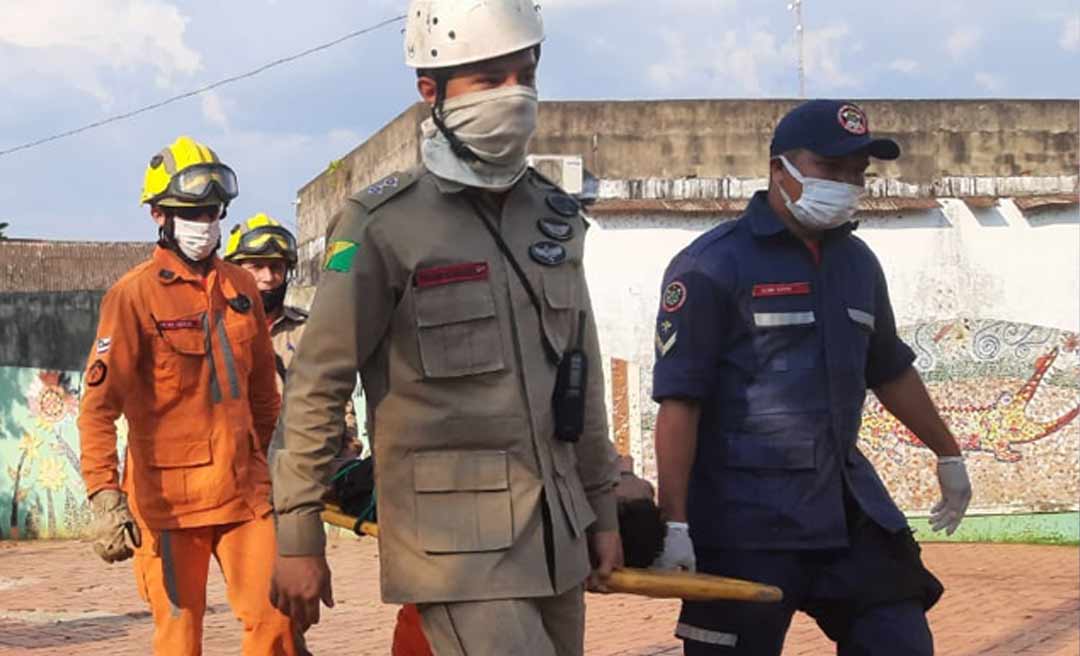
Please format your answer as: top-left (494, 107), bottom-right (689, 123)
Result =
top-left (421, 85), bottom-right (539, 191)
top-left (172, 217), bottom-right (221, 262)
top-left (776, 155), bottom-right (865, 231)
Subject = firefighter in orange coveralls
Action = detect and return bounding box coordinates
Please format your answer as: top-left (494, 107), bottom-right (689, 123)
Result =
top-left (77, 136), bottom-right (299, 655)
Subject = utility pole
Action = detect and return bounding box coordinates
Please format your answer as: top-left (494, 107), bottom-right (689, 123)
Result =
top-left (787, 0), bottom-right (806, 97)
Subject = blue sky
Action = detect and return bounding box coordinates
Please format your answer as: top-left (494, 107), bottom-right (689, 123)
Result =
top-left (1, 0), bottom-right (1077, 242)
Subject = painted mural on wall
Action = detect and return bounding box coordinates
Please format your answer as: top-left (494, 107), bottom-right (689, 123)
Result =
top-left (860, 319), bottom-right (1080, 514)
top-left (0, 367), bottom-right (126, 539)
top-left (626, 319), bottom-right (1079, 516)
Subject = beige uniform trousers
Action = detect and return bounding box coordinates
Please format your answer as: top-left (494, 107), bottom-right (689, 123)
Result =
top-left (418, 585), bottom-right (585, 656)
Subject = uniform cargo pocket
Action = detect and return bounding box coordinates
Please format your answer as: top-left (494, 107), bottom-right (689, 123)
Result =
top-left (413, 450), bottom-right (513, 554)
top-left (130, 433), bottom-right (212, 468)
top-left (751, 307), bottom-right (819, 372)
top-left (550, 443), bottom-right (596, 537)
top-left (150, 312), bottom-right (209, 395)
top-left (542, 270), bottom-right (579, 353)
top-left (414, 279), bottom-right (505, 378)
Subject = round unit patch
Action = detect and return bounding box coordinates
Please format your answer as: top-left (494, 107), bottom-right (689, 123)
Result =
top-left (86, 359), bottom-right (108, 388)
top-left (662, 281), bottom-right (688, 313)
top-left (537, 218), bottom-right (573, 242)
top-left (529, 241), bottom-right (567, 267)
top-left (546, 193), bottom-right (580, 218)
top-left (837, 104), bottom-right (868, 135)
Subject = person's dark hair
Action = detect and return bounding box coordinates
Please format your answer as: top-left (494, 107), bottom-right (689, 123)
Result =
top-left (617, 497), bottom-right (666, 568)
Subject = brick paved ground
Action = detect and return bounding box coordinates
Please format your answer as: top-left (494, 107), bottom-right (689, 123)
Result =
top-left (0, 539), bottom-right (1076, 655)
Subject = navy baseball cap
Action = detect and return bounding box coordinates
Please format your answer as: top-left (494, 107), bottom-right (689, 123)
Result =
top-left (770, 99), bottom-right (900, 160)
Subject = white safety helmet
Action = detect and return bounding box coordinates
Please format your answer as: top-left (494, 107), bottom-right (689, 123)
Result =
top-left (404, 0), bottom-right (545, 70)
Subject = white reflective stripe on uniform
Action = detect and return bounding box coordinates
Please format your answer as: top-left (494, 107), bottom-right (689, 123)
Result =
top-left (675, 622), bottom-right (738, 647)
top-left (215, 311), bottom-right (241, 400)
top-left (847, 308), bottom-right (876, 331)
top-left (753, 311), bottom-right (815, 327)
top-left (201, 312), bottom-right (223, 403)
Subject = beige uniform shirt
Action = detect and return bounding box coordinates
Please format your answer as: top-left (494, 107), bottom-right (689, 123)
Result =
top-left (268, 306), bottom-right (358, 455)
top-left (272, 166), bottom-right (619, 604)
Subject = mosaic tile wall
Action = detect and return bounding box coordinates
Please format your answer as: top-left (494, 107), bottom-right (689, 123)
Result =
top-left (627, 319), bottom-right (1080, 514)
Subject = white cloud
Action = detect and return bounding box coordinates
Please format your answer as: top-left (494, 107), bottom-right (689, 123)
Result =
top-left (889, 58), bottom-right (919, 74)
top-left (974, 71), bottom-right (1003, 93)
top-left (200, 91), bottom-right (230, 130)
top-left (648, 28), bottom-right (782, 95)
top-left (646, 20), bottom-right (858, 96)
top-left (0, 0), bottom-right (201, 104)
top-left (799, 25), bottom-right (859, 89)
top-left (946, 27), bottom-right (982, 59)
top-left (1061, 15), bottom-right (1080, 52)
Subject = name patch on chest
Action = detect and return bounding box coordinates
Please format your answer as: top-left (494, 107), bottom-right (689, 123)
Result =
top-left (155, 319), bottom-right (201, 331)
top-left (415, 262), bottom-right (490, 289)
top-left (752, 282), bottom-right (811, 298)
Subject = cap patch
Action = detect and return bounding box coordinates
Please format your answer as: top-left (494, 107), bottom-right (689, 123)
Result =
top-left (837, 104), bottom-right (868, 135)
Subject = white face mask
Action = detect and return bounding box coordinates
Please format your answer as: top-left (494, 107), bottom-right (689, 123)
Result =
top-left (421, 85), bottom-right (539, 191)
top-left (172, 217), bottom-right (221, 261)
top-left (776, 155), bottom-right (865, 231)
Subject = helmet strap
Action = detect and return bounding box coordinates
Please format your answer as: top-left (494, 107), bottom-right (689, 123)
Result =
top-left (431, 73), bottom-right (485, 163)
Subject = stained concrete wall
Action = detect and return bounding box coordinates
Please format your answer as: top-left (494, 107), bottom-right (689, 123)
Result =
top-left (294, 99), bottom-right (1080, 278)
top-left (0, 292), bottom-right (104, 371)
top-left (295, 103), bottom-right (427, 283)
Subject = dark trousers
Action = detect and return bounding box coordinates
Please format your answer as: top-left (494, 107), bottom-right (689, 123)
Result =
top-left (678, 509), bottom-right (943, 655)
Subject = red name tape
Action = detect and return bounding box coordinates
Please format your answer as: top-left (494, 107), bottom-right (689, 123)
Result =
top-left (156, 319), bottom-right (201, 331)
top-left (415, 262), bottom-right (489, 289)
top-left (752, 282), bottom-right (811, 298)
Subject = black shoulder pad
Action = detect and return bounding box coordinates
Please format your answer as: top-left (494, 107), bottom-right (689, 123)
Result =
top-left (350, 169), bottom-right (420, 213)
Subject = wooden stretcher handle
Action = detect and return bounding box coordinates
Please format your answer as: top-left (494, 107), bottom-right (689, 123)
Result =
top-left (318, 508), bottom-right (780, 602)
top-left (605, 567), bottom-right (782, 603)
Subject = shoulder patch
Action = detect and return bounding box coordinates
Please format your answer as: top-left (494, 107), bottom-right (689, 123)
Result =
top-left (350, 169), bottom-right (419, 213)
top-left (324, 240), bottom-right (360, 272)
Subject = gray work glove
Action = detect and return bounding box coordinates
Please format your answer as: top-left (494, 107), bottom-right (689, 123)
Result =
top-left (930, 456), bottom-right (972, 536)
top-left (652, 521), bottom-right (696, 571)
top-left (87, 489), bottom-right (142, 563)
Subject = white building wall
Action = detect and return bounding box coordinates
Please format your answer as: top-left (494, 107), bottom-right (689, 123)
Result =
top-left (585, 202), bottom-right (1080, 514)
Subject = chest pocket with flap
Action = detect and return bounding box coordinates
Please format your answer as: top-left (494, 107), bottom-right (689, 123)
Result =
top-left (413, 270), bottom-right (506, 379)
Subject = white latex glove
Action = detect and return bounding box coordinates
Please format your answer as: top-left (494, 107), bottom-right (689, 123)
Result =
top-left (652, 521), bottom-right (696, 571)
top-left (930, 456), bottom-right (972, 536)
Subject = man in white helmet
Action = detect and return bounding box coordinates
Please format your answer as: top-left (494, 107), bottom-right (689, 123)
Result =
top-left (269, 2), bottom-right (622, 655)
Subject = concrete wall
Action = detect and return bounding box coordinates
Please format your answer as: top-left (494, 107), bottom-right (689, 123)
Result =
top-left (293, 100), bottom-right (1079, 277)
top-left (295, 103), bottom-right (427, 284)
top-left (0, 292), bottom-right (104, 370)
top-left (587, 201), bottom-right (1080, 532)
top-left (533, 100), bottom-right (1079, 181)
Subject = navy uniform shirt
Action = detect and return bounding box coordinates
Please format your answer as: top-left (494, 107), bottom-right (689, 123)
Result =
top-left (652, 191), bottom-right (914, 550)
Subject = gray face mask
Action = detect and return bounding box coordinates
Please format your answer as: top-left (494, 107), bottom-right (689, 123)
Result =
top-left (421, 85), bottom-right (539, 191)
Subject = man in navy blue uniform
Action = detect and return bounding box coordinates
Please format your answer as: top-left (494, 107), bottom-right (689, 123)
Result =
top-left (650, 100), bottom-right (973, 655)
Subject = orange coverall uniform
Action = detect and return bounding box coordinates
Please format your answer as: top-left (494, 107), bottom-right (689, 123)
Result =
top-left (78, 246), bottom-right (296, 655)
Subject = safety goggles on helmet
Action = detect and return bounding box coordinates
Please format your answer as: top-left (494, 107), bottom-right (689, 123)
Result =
top-left (164, 204), bottom-right (224, 221)
top-left (231, 224), bottom-right (298, 265)
top-left (157, 163), bottom-right (238, 205)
